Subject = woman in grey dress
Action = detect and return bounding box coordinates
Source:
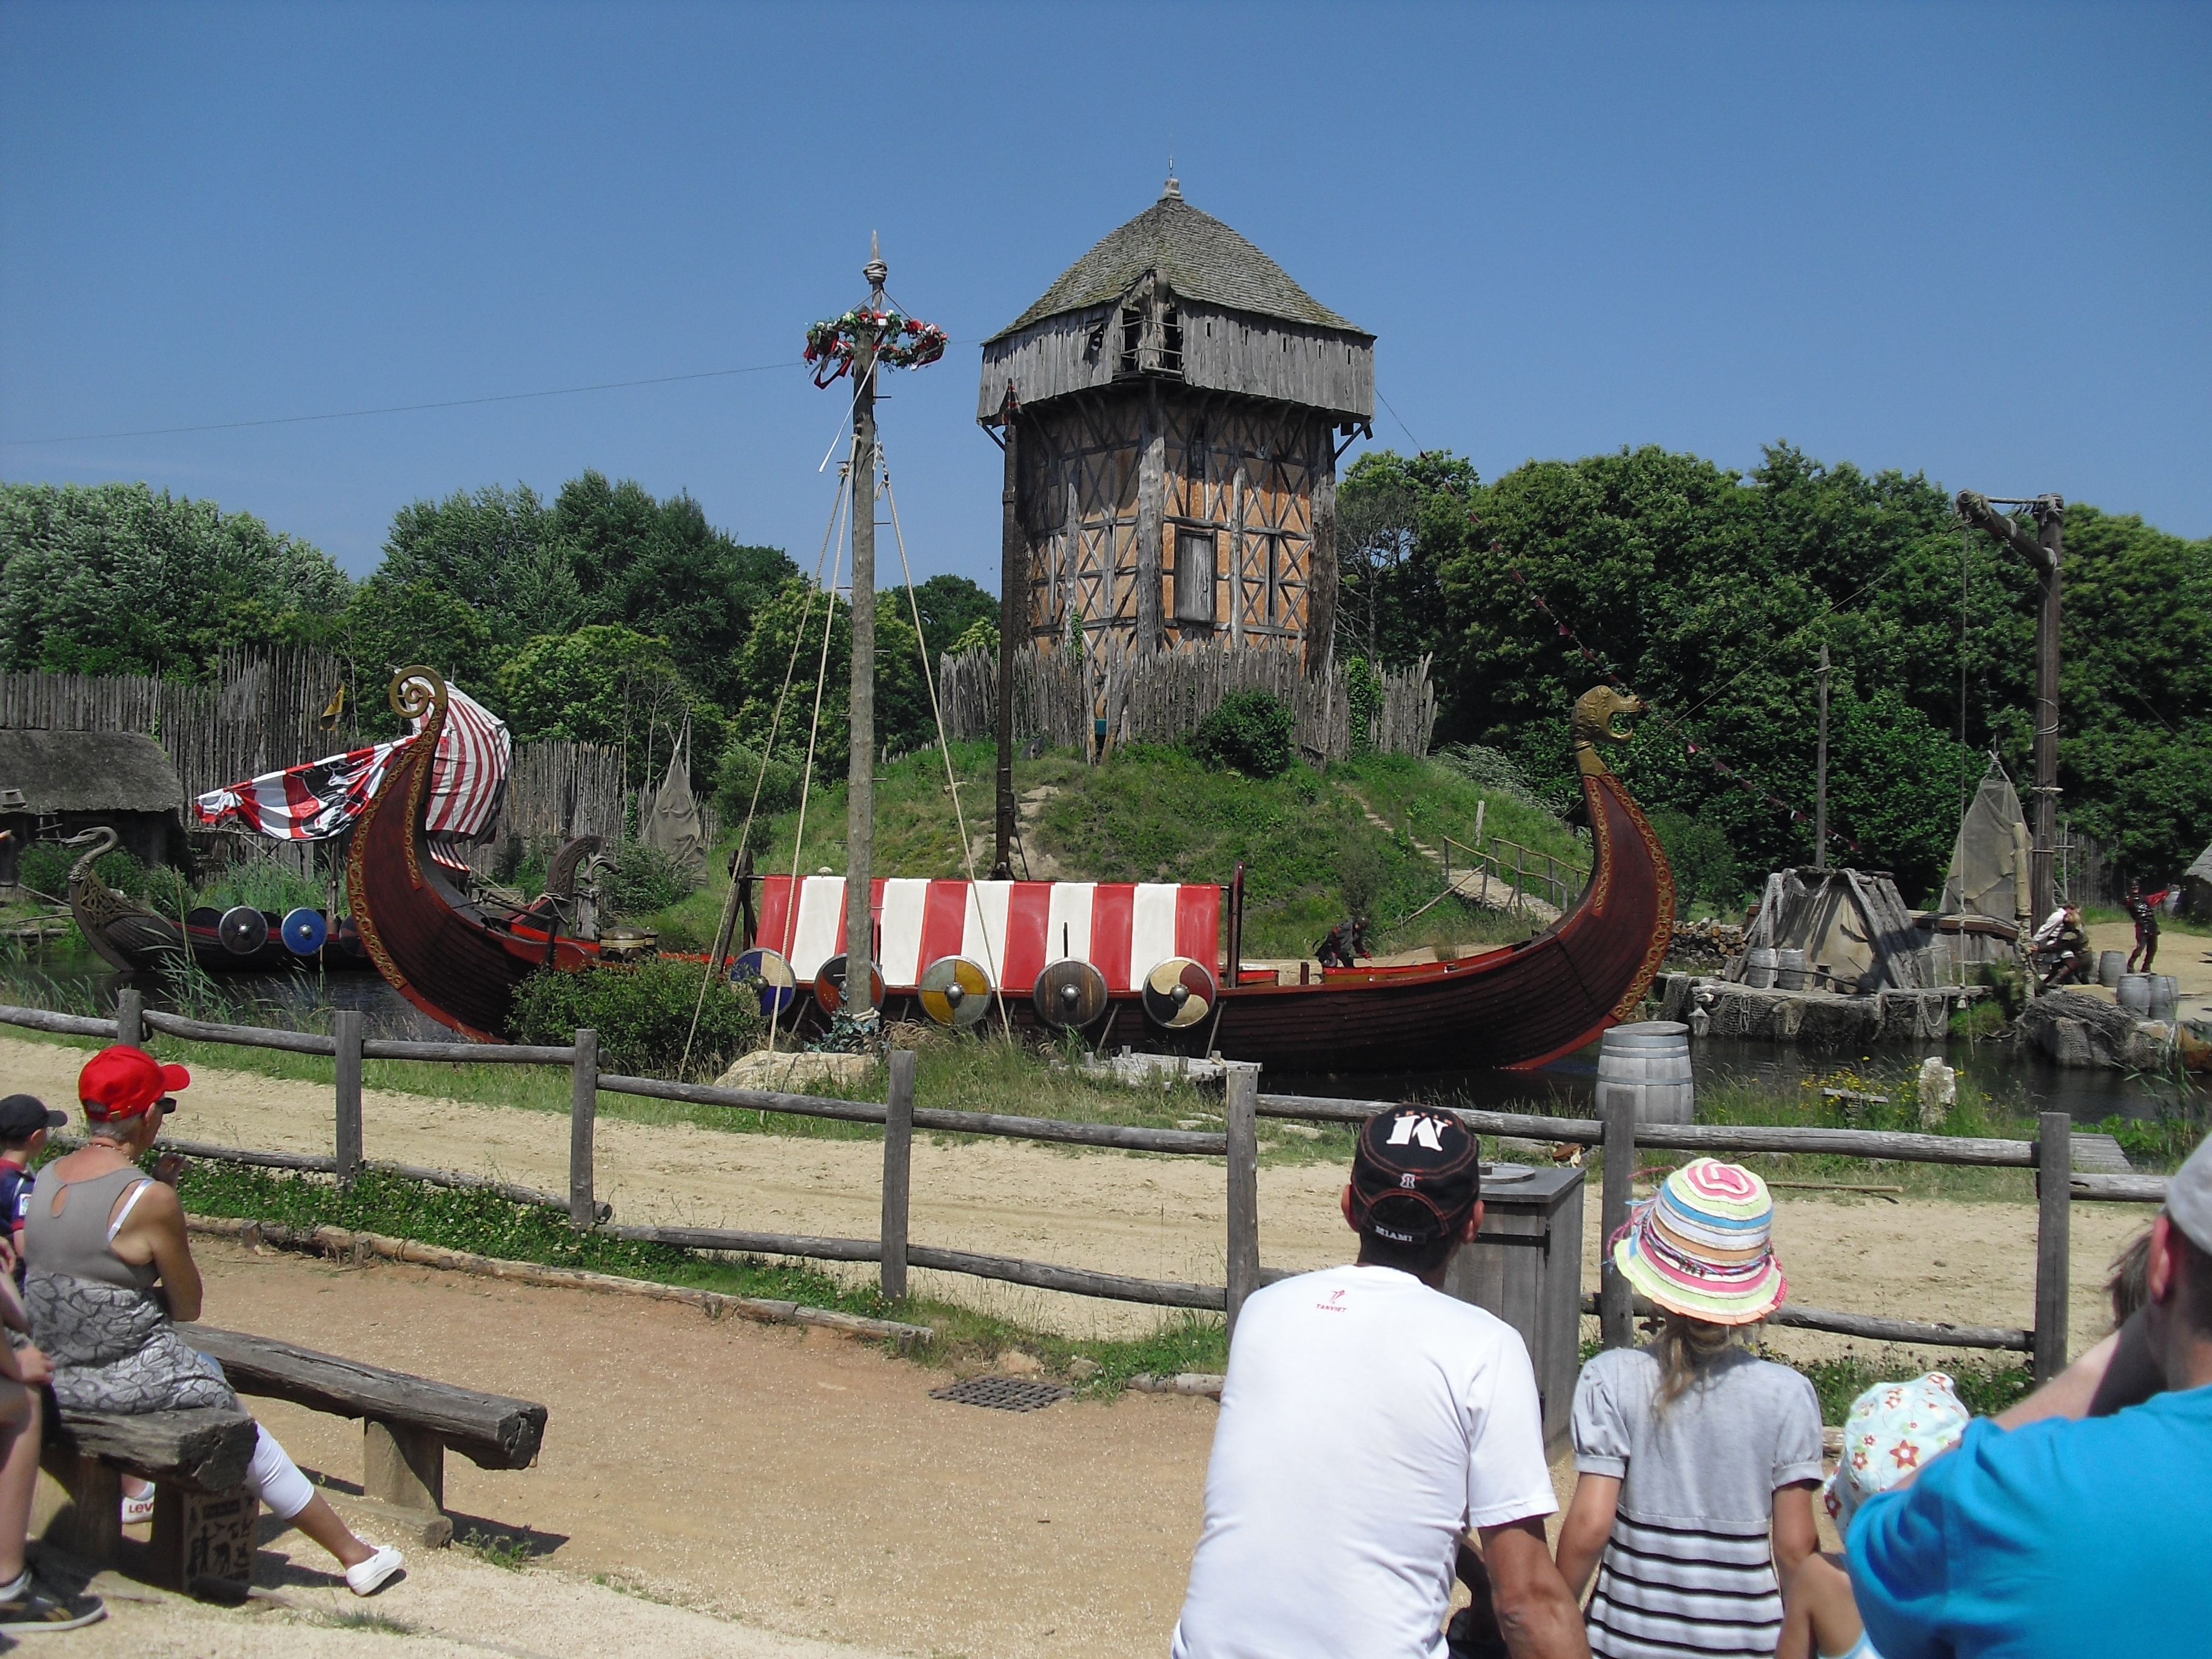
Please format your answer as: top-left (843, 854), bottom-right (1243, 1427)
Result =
top-left (25, 1045), bottom-right (402, 1597)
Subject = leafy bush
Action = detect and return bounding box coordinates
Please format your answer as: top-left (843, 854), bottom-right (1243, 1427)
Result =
top-left (16, 840), bottom-right (183, 910)
top-left (603, 838), bottom-right (700, 919)
top-left (1648, 809), bottom-right (1744, 914)
top-left (1190, 690), bottom-right (1294, 780)
top-left (713, 743), bottom-right (803, 827)
top-left (510, 957), bottom-right (762, 1079)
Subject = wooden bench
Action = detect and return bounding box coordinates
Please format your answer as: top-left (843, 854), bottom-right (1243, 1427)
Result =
top-left (42, 1402), bottom-right (263, 1594)
top-left (177, 1324), bottom-right (549, 1548)
top-left (39, 1327), bottom-right (547, 1596)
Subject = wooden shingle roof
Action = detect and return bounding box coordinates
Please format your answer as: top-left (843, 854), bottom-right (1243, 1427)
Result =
top-left (0, 730), bottom-right (183, 814)
top-left (989, 181), bottom-right (1367, 343)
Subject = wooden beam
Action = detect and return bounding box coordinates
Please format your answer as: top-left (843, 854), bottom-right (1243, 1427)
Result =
top-left (882, 1048), bottom-right (914, 1301)
top-left (905, 1243), bottom-right (1225, 1310)
top-left (1224, 1063), bottom-right (1260, 1341)
top-left (2034, 1111), bottom-right (2071, 1382)
top-left (46, 1404), bottom-right (258, 1491)
top-left (178, 1325), bottom-right (546, 1472)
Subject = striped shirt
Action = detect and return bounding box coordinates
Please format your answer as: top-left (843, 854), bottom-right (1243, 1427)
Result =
top-left (1572, 1346), bottom-right (1824, 1659)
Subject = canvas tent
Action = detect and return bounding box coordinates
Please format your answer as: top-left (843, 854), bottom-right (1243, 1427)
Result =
top-left (1732, 866), bottom-right (1940, 994)
top-left (638, 722), bottom-right (707, 879)
top-left (1932, 757), bottom-right (2034, 971)
top-left (2185, 837), bottom-right (2212, 924)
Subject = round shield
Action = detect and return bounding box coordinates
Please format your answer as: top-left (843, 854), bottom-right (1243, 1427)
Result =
top-left (1141, 956), bottom-right (1217, 1030)
top-left (813, 953), bottom-right (886, 1017)
top-left (917, 955), bottom-right (992, 1028)
top-left (279, 907), bottom-right (329, 956)
top-left (217, 905), bottom-right (270, 957)
top-left (732, 947), bottom-right (798, 1016)
top-left (186, 906), bottom-right (221, 933)
top-left (1032, 957), bottom-right (1110, 1031)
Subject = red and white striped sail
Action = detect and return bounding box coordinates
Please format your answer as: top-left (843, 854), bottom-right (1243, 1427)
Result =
top-left (755, 876), bottom-right (1220, 993)
top-left (193, 686), bottom-right (511, 844)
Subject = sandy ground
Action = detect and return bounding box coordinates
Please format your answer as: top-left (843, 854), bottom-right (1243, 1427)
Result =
top-left (39, 1237), bottom-right (1225, 1659)
top-left (0, 1034), bottom-right (2156, 1356)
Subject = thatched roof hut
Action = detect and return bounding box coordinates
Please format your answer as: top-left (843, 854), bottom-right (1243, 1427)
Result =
top-left (0, 729), bottom-right (187, 877)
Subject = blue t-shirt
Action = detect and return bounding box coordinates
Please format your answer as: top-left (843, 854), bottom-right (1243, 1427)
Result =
top-left (0, 1159), bottom-right (30, 1283)
top-left (1848, 1384), bottom-right (2212, 1658)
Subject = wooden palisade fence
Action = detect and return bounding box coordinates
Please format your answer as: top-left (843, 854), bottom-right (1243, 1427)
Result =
top-left (937, 642), bottom-right (1436, 762)
top-left (0, 994), bottom-right (2164, 1378)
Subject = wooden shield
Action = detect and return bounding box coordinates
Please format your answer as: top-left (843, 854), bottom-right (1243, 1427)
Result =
top-left (732, 947), bottom-right (798, 1016)
top-left (1141, 956), bottom-right (1216, 1030)
top-left (813, 953), bottom-right (885, 1016)
top-left (917, 955), bottom-right (992, 1027)
top-left (218, 905), bottom-right (270, 957)
top-left (1032, 958), bottom-right (1110, 1030)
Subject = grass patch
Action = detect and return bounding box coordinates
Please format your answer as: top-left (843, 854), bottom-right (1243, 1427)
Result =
top-left (320, 1609), bottom-right (417, 1635)
top-left (1783, 1346), bottom-right (2034, 1424)
top-left (459, 1526), bottom-right (545, 1570)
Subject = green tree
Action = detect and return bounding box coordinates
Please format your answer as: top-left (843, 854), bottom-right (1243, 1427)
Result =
top-left (495, 625), bottom-right (725, 789)
top-left (903, 573), bottom-right (997, 665)
top-left (0, 481), bottom-right (349, 678)
top-left (728, 579), bottom-right (930, 778)
top-left (1335, 449), bottom-right (1479, 669)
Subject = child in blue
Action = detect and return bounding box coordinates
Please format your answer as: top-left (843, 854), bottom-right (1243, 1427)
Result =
top-left (0, 1096), bottom-right (64, 1288)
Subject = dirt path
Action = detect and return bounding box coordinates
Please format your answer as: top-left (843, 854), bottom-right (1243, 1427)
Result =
top-left (0, 1034), bottom-right (2155, 1354)
top-left (89, 1237), bottom-right (1221, 1658)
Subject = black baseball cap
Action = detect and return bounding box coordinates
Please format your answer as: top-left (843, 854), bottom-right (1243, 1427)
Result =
top-left (1351, 1105), bottom-right (1482, 1244)
top-left (0, 1094), bottom-right (66, 1141)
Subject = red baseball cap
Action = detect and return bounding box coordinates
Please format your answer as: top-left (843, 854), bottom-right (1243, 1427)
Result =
top-left (78, 1045), bottom-right (190, 1122)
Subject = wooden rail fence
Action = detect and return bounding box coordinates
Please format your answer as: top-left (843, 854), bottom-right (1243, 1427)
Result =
top-left (0, 997), bottom-right (2168, 1379)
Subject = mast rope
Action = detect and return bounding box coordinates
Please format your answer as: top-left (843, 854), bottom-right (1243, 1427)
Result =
top-left (677, 464), bottom-right (852, 1074)
top-left (880, 452), bottom-right (1015, 1042)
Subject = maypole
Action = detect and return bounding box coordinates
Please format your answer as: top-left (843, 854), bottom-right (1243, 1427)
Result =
top-left (804, 235), bottom-right (948, 1031)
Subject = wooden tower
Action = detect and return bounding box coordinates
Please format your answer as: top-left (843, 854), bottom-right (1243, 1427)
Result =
top-left (979, 178), bottom-right (1373, 672)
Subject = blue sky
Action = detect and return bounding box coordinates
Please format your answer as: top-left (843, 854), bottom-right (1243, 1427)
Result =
top-left (3, 1), bottom-right (2207, 588)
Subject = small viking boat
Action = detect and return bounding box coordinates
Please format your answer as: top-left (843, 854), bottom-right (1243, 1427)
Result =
top-left (62, 826), bottom-right (189, 974)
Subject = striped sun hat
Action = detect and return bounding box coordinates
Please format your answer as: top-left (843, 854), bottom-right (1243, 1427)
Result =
top-left (1613, 1158), bottom-right (1788, 1325)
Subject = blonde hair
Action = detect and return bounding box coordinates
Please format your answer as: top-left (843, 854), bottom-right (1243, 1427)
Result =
top-left (1652, 1311), bottom-right (1738, 1416)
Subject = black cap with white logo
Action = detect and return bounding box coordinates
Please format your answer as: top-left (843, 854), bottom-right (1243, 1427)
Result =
top-left (1350, 1105), bottom-right (1481, 1244)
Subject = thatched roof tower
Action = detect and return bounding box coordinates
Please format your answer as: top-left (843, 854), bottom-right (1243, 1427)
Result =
top-left (979, 179), bottom-right (1373, 668)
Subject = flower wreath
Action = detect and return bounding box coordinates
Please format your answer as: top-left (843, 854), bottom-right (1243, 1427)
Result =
top-left (804, 309), bottom-right (949, 387)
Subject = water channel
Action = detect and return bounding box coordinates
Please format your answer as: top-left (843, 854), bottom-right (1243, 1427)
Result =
top-left (0, 947), bottom-right (2190, 1127)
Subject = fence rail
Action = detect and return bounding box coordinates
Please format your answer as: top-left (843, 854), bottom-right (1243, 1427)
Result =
top-left (0, 999), bottom-right (2168, 1379)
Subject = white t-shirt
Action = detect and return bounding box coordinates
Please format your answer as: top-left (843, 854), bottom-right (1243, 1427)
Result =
top-left (1171, 1262), bottom-right (1558, 1659)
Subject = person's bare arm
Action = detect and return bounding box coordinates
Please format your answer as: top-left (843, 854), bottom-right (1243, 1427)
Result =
top-left (1481, 1515), bottom-right (1592, 1659)
top-left (1553, 1473), bottom-right (1618, 1602)
top-left (1770, 1481), bottom-right (1818, 1589)
top-left (113, 1180), bottom-right (203, 1323)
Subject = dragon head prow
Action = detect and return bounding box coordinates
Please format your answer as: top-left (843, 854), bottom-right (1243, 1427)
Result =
top-left (1571, 686), bottom-right (1645, 774)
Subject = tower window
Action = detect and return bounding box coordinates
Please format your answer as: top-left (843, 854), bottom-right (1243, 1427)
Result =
top-left (1118, 307), bottom-right (1143, 374)
top-left (1159, 307), bottom-right (1183, 375)
top-left (1174, 529), bottom-right (1218, 625)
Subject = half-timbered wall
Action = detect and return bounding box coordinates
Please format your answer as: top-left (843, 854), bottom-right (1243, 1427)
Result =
top-left (1016, 387), bottom-right (1330, 661)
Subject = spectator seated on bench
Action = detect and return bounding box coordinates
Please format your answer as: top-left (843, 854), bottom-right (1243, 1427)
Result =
top-left (24, 1047), bottom-right (401, 1597)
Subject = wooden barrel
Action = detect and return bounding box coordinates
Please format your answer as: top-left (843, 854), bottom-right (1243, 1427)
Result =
top-left (1597, 1022), bottom-right (1695, 1126)
top-left (2116, 974), bottom-right (2153, 1014)
top-left (2152, 974), bottom-right (2180, 1007)
top-left (2098, 950), bottom-right (2127, 988)
top-left (1773, 948), bottom-right (1808, 991)
top-left (1744, 948), bottom-right (1778, 989)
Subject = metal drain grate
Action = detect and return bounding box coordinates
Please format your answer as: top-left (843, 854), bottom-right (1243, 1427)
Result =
top-left (930, 1375), bottom-right (1071, 1412)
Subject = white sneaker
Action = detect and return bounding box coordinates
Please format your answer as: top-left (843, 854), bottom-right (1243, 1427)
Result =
top-left (119, 1486), bottom-right (155, 1526)
top-left (345, 1544), bottom-right (404, 1597)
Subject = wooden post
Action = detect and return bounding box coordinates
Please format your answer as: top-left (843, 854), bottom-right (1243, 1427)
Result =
top-left (569, 1028), bottom-right (598, 1229)
top-left (1224, 1063), bottom-right (1261, 1342)
top-left (364, 1419), bottom-right (446, 1517)
top-left (1307, 420), bottom-right (1337, 676)
top-left (115, 987), bottom-right (142, 1049)
top-left (1814, 643), bottom-right (1830, 865)
top-left (844, 237), bottom-right (886, 1018)
top-left (333, 1008), bottom-right (363, 1184)
top-left (1600, 1083), bottom-right (1637, 1349)
top-left (2034, 1110), bottom-right (2071, 1383)
top-left (880, 1048), bottom-right (914, 1301)
top-left (1136, 381), bottom-right (1165, 652)
top-left (1958, 491), bottom-right (2064, 919)
top-left (993, 387), bottom-right (1022, 879)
